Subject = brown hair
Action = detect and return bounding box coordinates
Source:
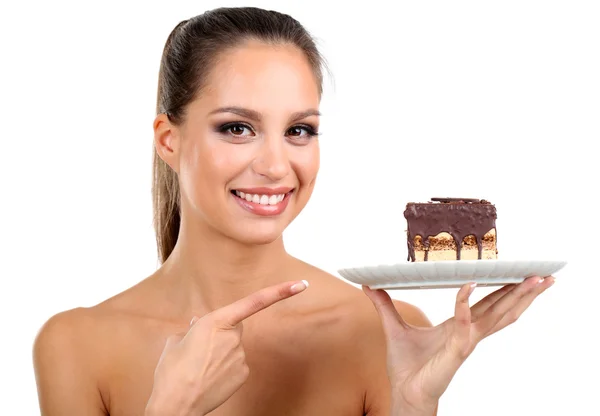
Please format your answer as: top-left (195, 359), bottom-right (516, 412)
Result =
top-left (153, 7), bottom-right (327, 263)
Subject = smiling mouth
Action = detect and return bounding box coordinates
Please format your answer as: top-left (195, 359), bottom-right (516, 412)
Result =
top-left (230, 190), bottom-right (294, 205)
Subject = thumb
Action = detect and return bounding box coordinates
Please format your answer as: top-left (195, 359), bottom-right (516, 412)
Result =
top-left (362, 285), bottom-right (409, 333)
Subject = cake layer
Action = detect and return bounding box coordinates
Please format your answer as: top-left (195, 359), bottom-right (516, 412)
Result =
top-left (411, 231), bottom-right (497, 262)
top-left (404, 198), bottom-right (498, 262)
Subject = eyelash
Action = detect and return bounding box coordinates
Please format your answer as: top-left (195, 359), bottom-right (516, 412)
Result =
top-left (217, 122), bottom-right (320, 140)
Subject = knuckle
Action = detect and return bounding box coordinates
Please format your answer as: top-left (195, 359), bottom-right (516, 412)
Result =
top-left (249, 296), bottom-right (267, 312)
top-left (212, 315), bottom-right (235, 331)
top-left (277, 285), bottom-right (290, 298)
top-left (235, 347), bottom-right (246, 362)
top-left (165, 333), bottom-right (184, 348)
top-left (507, 312), bottom-right (519, 324)
top-left (240, 363), bottom-right (250, 379)
top-left (182, 367), bottom-right (200, 389)
top-left (206, 313), bottom-right (220, 326)
top-left (456, 314), bottom-right (471, 326)
top-left (448, 338), bottom-right (470, 360)
top-left (229, 329), bottom-right (243, 344)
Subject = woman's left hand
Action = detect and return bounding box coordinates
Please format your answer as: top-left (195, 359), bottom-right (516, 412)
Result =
top-left (363, 275), bottom-right (555, 415)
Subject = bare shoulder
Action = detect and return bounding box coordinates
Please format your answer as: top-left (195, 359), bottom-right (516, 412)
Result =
top-left (35, 306), bottom-right (99, 353)
top-left (34, 278), bottom-right (151, 354)
top-left (34, 301), bottom-right (121, 359)
top-left (33, 277), bottom-right (159, 415)
top-left (33, 306), bottom-right (110, 414)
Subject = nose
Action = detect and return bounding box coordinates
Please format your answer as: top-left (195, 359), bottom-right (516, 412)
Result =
top-left (251, 136), bottom-right (291, 181)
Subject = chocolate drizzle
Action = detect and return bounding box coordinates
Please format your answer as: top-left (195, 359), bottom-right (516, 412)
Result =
top-left (404, 198), bottom-right (497, 262)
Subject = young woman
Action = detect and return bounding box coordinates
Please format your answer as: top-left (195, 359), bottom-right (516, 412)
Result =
top-left (33, 7), bottom-right (554, 416)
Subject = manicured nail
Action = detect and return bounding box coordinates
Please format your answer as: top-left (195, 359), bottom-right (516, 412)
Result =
top-left (469, 282), bottom-right (477, 295)
top-left (291, 280), bottom-right (309, 293)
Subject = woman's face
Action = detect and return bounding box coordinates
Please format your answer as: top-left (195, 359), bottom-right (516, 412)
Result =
top-left (160, 40), bottom-right (321, 245)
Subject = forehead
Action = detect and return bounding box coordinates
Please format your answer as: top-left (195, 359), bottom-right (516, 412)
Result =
top-left (195, 40), bottom-right (320, 114)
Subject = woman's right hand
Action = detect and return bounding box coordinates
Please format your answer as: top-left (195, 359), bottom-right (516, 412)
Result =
top-left (145, 280), bottom-right (309, 416)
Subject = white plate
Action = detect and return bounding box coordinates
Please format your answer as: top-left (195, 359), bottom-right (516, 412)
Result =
top-left (337, 259), bottom-right (567, 290)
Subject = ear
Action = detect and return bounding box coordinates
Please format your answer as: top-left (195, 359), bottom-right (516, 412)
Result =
top-left (153, 114), bottom-right (180, 173)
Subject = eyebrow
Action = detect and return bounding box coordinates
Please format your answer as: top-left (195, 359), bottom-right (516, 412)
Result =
top-left (208, 106), bottom-right (321, 123)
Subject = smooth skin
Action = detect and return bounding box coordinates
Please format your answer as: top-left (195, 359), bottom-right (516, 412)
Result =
top-left (33, 40), bottom-right (554, 416)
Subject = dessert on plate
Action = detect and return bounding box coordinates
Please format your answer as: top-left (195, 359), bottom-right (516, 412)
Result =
top-left (404, 197), bottom-right (497, 262)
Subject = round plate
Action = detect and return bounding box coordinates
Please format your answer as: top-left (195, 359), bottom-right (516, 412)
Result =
top-left (337, 259), bottom-right (567, 290)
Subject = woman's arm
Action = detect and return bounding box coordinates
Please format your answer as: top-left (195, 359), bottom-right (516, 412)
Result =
top-left (33, 310), bottom-right (108, 415)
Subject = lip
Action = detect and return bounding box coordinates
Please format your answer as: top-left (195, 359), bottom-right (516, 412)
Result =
top-left (232, 186), bottom-right (295, 195)
top-left (231, 190), bottom-right (293, 217)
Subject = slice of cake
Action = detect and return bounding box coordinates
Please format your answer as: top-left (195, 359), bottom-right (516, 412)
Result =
top-left (404, 197), bottom-right (498, 262)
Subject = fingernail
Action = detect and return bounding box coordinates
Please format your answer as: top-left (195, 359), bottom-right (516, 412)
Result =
top-left (190, 316), bottom-right (199, 326)
top-left (291, 280), bottom-right (309, 293)
top-left (536, 277), bottom-right (545, 285)
top-left (469, 282), bottom-right (477, 295)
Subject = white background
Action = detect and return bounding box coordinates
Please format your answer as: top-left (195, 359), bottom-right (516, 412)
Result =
top-left (1, 0), bottom-right (598, 414)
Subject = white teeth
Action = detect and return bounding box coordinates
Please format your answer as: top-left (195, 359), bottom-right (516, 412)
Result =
top-left (234, 191), bottom-right (287, 205)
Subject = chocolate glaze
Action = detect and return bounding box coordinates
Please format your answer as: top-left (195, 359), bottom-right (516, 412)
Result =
top-left (431, 197), bottom-right (482, 203)
top-left (404, 198), bottom-right (497, 262)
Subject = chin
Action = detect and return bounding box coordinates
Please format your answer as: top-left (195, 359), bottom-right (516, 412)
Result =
top-left (219, 216), bottom-right (290, 246)
top-left (230, 228), bottom-right (285, 246)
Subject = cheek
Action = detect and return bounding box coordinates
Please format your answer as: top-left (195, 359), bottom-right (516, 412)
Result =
top-left (293, 143), bottom-right (320, 186)
top-left (182, 139), bottom-right (253, 188)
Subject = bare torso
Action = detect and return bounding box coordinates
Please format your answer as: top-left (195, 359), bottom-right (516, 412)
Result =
top-left (35, 259), bottom-right (429, 415)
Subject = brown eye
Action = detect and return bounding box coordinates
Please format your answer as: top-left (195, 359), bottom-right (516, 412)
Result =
top-left (288, 127), bottom-right (303, 136)
top-left (286, 125), bottom-right (317, 138)
top-left (218, 123), bottom-right (254, 138)
top-left (230, 125), bottom-right (248, 135)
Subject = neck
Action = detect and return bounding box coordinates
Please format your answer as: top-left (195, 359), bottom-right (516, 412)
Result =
top-left (158, 219), bottom-right (292, 315)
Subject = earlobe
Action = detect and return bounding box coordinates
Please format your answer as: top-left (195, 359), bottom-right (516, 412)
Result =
top-left (153, 114), bottom-right (180, 173)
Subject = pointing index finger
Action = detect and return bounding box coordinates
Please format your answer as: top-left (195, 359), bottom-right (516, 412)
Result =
top-left (213, 280), bottom-right (309, 327)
